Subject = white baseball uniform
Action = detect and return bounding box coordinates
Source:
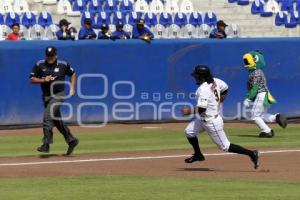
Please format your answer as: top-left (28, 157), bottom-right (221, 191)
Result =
top-left (185, 78), bottom-right (231, 151)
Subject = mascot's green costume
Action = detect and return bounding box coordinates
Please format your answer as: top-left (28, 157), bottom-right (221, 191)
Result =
top-left (242, 50), bottom-right (287, 138)
top-left (243, 50), bottom-right (276, 106)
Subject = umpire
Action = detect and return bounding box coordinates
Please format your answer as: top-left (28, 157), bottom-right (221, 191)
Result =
top-left (30, 46), bottom-right (79, 155)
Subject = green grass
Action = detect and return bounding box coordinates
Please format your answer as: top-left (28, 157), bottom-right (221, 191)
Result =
top-left (0, 124), bottom-right (299, 157)
top-left (0, 176), bottom-right (299, 200)
top-left (0, 125), bottom-right (299, 199)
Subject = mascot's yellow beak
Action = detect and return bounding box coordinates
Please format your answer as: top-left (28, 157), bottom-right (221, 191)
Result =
top-left (243, 53), bottom-right (256, 69)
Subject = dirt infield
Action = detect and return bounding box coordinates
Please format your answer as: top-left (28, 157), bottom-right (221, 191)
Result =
top-left (0, 149), bottom-right (299, 181)
top-left (0, 122), bottom-right (262, 137)
top-left (0, 123), bottom-right (299, 181)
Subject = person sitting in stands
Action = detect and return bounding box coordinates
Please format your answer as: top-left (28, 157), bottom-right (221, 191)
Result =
top-left (78, 18), bottom-right (97, 40)
top-left (56, 19), bottom-right (76, 40)
top-left (7, 23), bottom-right (21, 41)
top-left (132, 18), bottom-right (154, 40)
top-left (112, 22), bottom-right (130, 40)
top-left (209, 20), bottom-right (228, 39)
top-left (98, 24), bottom-right (113, 40)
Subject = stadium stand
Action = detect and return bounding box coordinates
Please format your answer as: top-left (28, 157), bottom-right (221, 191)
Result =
top-left (1, 0), bottom-right (300, 40)
top-left (22, 11), bottom-right (36, 28)
top-left (5, 12), bottom-right (21, 27)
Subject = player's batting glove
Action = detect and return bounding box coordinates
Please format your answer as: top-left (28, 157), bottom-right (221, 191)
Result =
top-left (243, 98), bottom-right (251, 107)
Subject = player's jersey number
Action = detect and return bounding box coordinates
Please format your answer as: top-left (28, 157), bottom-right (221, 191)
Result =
top-left (214, 90), bottom-right (220, 102)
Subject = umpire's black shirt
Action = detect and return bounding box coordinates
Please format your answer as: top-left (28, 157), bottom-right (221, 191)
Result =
top-left (30, 59), bottom-right (75, 96)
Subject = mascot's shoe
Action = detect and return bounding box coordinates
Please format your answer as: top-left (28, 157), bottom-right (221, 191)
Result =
top-left (259, 130), bottom-right (274, 138)
top-left (251, 150), bottom-right (260, 169)
top-left (185, 153), bottom-right (205, 163)
top-left (37, 144), bottom-right (49, 153)
top-left (66, 139), bottom-right (79, 155)
top-left (276, 114), bottom-right (288, 128)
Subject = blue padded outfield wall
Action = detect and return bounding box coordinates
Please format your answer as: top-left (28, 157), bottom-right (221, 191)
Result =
top-left (0, 39), bottom-right (300, 125)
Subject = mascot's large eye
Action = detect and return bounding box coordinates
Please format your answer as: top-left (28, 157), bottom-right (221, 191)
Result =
top-left (254, 55), bottom-right (259, 63)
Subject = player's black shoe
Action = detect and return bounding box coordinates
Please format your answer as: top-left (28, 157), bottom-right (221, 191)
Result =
top-left (251, 150), bottom-right (260, 169)
top-left (37, 144), bottom-right (49, 153)
top-left (66, 139), bottom-right (79, 155)
top-left (184, 153), bottom-right (205, 163)
top-left (259, 130), bottom-right (274, 138)
top-left (276, 114), bottom-right (287, 128)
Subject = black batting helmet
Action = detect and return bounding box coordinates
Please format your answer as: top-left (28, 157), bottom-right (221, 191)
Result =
top-left (191, 65), bottom-right (214, 83)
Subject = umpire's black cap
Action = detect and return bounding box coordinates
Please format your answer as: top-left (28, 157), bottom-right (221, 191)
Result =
top-left (45, 46), bottom-right (57, 57)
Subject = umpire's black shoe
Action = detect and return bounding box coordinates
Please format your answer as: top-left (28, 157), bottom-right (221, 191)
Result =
top-left (37, 144), bottom-right (49, 153)
top-left (185, 153), bottom-right (205, 163)
top-left (251, 150), bottom-right (260, 169)
top-left (259, 130), bottom-right (274, 138)
top-left (276, 114), bottom-right (288, 128)
top-left (66, 139), bottom-right (79, 155)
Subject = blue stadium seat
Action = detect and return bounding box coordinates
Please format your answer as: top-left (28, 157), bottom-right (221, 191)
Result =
top-left (296, 0), bottom-right (300, 11)
top-left (119, 0), bottom-right (133, 14)
top-left (22, 12), bottom-right (36, 28)
top-left (261, 10), bottom-right (273, 17)
top-left (72, 0), bottom-right (88, 13)
top-left (228, 0), bottom-right (237, 3)
top-left (281, 0), bottom-right (293, 12)
top-left (112, 11), bottom-right (126, 25)
top-left (204, 11), bottom-right (217, 27)
top-left (0, 14), bottom-right (4, 25)
top-left (258, 0), bottom-right (273, 17)
top-left (88, 0), bottom-right (102, 14)
top-left (174, 12), bottom-right (187, 27)
top-left (81, 12), bottom-right (96, 26)
top-left (104, 0), bottom-right (118, 13)
top-left (251, 0), bottom-right (273, 17)
top-left (5, 12), bottom-right (21, 28)
top-left (285, 11), bottom-right (299, 27)
top-left (237, 0), bottom-right (250, 5)
top-left (159, 12), bottom-right (172, 27)
top-left (144, 12), bottom-right (158, 27)
top-left (94, 12), bottom-right (109, 28)
top-left (127, 12), bottom-right (142, 25)
top-left (188, 12), bottom-right (202, 26)
top-left (38, 12), bottom-right (53, 28)
top-left (275, 11), bottom-right (287, 25)
top-left (251, 0), bottom-right (264, 14)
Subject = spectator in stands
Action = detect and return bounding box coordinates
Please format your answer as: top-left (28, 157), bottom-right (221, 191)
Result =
top-left (78, 18), bottom-right (97, 40)
top-left (56, 19), bottom-right (76, 40)
top-left (209, 20), bottom-right (228, 39)
top-left (132, 19), bottom-right (154, 41)
top-left (112, 22), bottom-right (130, 40)
top-left (6, 23), bottom-right (21, 41)
top-left (98, 24), bottom-right (113, 40)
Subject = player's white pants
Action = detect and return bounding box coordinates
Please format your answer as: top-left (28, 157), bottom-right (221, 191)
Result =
top-left (185, 115), bottom-right (231, 152)
top-left (251, 92), bottom-right (276, 133)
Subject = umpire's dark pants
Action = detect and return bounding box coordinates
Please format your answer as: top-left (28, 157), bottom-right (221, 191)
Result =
top-left (42, 92), bottom-right (76, 145)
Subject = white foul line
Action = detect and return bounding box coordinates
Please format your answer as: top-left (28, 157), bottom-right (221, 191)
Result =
top-left (0, 149), bottom-right (300, 167)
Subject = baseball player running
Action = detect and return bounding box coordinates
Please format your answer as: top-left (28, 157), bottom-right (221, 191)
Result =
top-left (182, 65), bottom-right (259, 169)
top-left (243, 50), bottom-right (287, 138)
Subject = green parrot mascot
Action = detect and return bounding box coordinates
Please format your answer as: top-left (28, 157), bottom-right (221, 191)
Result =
top-left (243, 50), bottom-right (276, 107)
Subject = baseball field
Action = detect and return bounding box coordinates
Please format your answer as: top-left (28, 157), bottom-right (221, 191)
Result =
top-left (0, 122), bottom-right (299, 200)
